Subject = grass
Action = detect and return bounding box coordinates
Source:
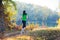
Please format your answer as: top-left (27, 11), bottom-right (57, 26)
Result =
top-left (29, 29), bottom-right (60, 40)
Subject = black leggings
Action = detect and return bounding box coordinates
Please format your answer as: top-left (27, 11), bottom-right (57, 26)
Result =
top-left (22, 21), bottom-right (26, 28)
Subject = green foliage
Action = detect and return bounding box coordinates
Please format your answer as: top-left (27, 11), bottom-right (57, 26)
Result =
top-left (3, 0), bottom-right (17, 10)
top-left (0, 0), bottom-right (17, 31)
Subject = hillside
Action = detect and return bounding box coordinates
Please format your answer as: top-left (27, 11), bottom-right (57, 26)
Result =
top-left (15, 2), bottom-right (59, 27)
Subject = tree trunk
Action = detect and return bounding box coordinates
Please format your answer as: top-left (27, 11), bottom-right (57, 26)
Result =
top-left (0, 0), bottom-right (2, 5)
top-left (0, 1), bottom-right (5, 39)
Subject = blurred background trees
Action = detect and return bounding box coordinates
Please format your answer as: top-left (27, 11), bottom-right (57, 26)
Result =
top-left (0, 0), bottom-right (17, 31)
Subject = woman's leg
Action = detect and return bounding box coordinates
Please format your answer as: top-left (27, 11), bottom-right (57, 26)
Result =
top-left (23, 21), bottom-right (26, 28)
top-left (20, 21), bottom-right (26, 34)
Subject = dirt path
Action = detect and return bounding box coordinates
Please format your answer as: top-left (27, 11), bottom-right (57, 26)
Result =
top-left (3, 35), bottom-right (34, 40)
top-left (0, 30), bottom-right (34, 40)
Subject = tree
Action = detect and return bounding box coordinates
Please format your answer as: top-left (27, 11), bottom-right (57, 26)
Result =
top-left (3, 0), bottom-right (17, 30)
top-left (0, 0), bottom-right (17, 39)
top-left (0, 0), bottom-right (5, 39)
top-left (0, 0), bottom-right (2, 5)
top-left (0, 0), bottom-right (17, 34)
